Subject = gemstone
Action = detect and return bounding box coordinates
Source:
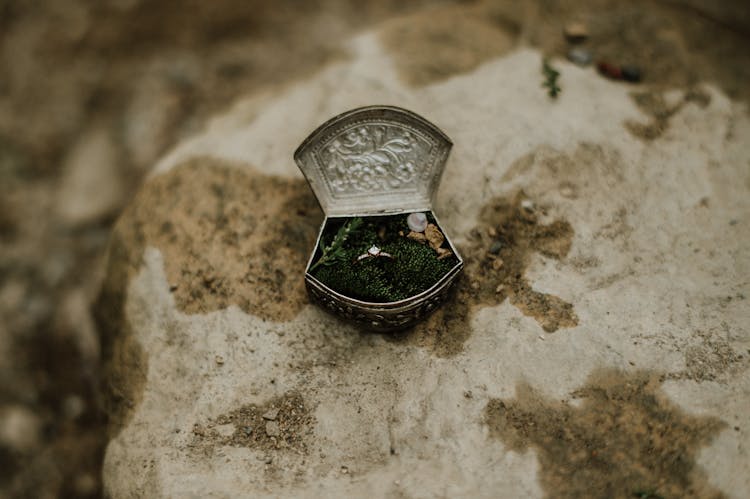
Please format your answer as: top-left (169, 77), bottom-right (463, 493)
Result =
top-left (567, 48), bottom-right (592, 67)
top-left (407, 212), bottom-right (428, 232)
top-left (621, 65), bottom-right (642, 83)
top-left (597, 61), bottom-right (622, 80)
top-left (368, 245), bottom-right (381, 256)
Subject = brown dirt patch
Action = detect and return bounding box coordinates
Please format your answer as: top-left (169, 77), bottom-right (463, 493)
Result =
top-left (626, 88), bottom-right (712, 141)
top-left (192, 392), bottom-right (314, 456)
top-left (96, 158), bottom-right (322, 435)
top-left (381, 3), bottom-right (519, 87)
top-left (381, 0), bottom-right (750, 107)
top-left (485, 369), bottom-right (727, 499)
top-left (396, 191), bottom-right (577, 356)
top-left (469, 191), bottom-right (577, 331)
top-left (111, 158), bottom-right (322, 321)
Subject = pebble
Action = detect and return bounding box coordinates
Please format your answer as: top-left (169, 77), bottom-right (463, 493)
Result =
top-left (215, 355), bottom-right (224, 365)
top-left (521, 199), bottom-right (535, 211)
top-left (74, 473), bottom-right (98, 496)
top-left (58, 290), bottom-right (99, 362)
top-left (63, 395), bottom-right (85, 420)
top-left (215, 423), bottom-right (235, 438)
top-left (492, 258), bottom-right (504, 271)
top-left (262, 408), bottom-right (279, 421)
top-left (123, 71), bottom-right (186, 169)
top-left (56, 127), bottom-right (124, 226)
top-left (489, 241), bottom-right (503, 254)
top-left (265, 421), bottom-right (281, 437)
top-left (406, 212), bottom-right (428, 233)
top-left (0, 405), bottom-right (42, 452)
top-left (564, 22), bottom-right (588, 43)
top-left (559, 183), bottom-right (576, 199)
top-left (567, 48), bottom-right (592, 67)
top-left (597, 62), bottom-right (642, 83)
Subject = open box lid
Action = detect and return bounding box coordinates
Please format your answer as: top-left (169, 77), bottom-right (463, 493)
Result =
top-left (294, 106), bottom-right (452, 217)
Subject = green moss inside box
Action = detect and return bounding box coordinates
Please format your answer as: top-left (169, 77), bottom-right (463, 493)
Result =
top-left (310, 213), bottom-right (459, 303)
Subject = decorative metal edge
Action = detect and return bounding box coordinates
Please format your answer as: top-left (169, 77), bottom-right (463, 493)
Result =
top-left (294, 105), bottom-right (452, 217)
top-left (306, 263), bottom-right (461, 331)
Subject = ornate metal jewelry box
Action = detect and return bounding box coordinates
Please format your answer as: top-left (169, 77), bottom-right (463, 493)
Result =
top-left (294, 106), bottom-right (463, 331)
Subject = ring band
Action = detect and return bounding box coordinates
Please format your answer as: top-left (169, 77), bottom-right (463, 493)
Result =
top-left (355, 245), bottom-right (394, 263)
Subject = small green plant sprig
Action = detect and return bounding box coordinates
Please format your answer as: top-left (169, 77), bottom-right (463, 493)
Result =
top-left (633, 490), bottom-right (664, 499)
top-left (542, 58), bottom-right (561, 98)
top-left (310, 217), bottom-right (363, 271)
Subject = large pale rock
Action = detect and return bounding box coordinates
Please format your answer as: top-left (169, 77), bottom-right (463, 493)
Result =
top-left (99, 23), bottom-right (750, 499)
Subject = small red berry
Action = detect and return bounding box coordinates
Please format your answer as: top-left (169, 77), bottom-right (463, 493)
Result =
top-left (596, 61), bottom-right (622, 79)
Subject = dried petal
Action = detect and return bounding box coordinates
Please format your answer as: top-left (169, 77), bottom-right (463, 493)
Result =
top-left (407, 231), bottom-right (427, 243)
top-left (425, 224), bottom-right (445, 251)
top-left (436, 247), bottom-right (453, 260)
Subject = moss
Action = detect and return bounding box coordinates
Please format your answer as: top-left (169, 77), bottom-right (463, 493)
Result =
top-left (310, 213), bottom-right (458, 302)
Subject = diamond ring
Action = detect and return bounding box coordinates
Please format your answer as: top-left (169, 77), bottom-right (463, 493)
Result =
top-left (355, 245), bottom-right (394, 263)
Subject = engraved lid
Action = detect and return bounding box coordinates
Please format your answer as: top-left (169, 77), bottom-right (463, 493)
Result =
top-left (294, 106), bottom-right (452, 217)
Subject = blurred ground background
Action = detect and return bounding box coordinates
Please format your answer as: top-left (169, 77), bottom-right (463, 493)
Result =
top-left (0, 0), bottom-right (748, 497)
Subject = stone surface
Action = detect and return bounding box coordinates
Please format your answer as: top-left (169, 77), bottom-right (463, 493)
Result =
top-left (99, 21), bottom-right (750, 499)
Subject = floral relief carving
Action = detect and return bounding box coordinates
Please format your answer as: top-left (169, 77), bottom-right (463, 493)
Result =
top-left (318, 125), bottom-right (429, 196)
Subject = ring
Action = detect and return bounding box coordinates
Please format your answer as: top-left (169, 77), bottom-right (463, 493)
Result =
top-left (355, 245), bottom-right (394, 263)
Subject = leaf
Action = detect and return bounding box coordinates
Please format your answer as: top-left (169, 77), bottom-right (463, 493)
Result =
top-left (310, 217), bottom-right (363, 271)
top-left (542, 58), bottom-right (561, 99)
